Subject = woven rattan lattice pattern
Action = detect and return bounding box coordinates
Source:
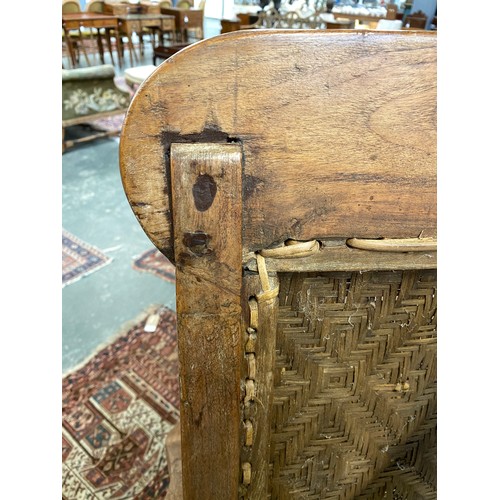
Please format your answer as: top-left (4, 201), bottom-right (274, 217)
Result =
top-left (270, 270), bottom-right (437, 499)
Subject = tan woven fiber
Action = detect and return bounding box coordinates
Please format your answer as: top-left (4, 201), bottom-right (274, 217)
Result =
top-left (346, 238), bottom-right (437, 253)
top-left (260, 240), bottom-right (321, 259)
top-left (269, 269), bottom-right (437, 499)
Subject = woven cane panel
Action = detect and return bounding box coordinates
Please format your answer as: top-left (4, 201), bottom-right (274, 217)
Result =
top-left (270, 270), bottom-right (437, 499)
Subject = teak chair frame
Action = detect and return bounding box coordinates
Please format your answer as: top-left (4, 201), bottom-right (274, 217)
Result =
top-left (120, 30), bottom-right (437, 499)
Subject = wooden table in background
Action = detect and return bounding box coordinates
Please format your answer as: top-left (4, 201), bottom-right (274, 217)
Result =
top-left (153, 43), bottom-right (191, 65)
top-left (118, 14), bottom-right (176, 64)
top-left (62, 13), bottom-right (122, 68)
top-left (160, 7), bottom-right (204, 43)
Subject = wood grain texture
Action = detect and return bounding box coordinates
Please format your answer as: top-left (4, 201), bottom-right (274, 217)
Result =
top-left (120, 30), bottom-right (437, 262)
top-left (171, 144), bottom-right (243, 499)
top-left (244, 242), bottom-right (437, 273)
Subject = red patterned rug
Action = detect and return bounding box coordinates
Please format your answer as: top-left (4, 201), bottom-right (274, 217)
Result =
top-left (133, 249), bottom-right (176, 284)
top-left (63, 229), bottom-right (112, 287)
top-left (62, 306), bottom-right (180, 499)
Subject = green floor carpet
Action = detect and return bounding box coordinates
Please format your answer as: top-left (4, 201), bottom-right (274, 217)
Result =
top-left (62, 137), bottom-right (176, 373)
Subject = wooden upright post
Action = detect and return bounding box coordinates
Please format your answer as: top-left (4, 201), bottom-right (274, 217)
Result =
top-left (171, 143), bottom-right (243, 499)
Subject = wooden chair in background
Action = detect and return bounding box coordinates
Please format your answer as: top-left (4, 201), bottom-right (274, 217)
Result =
top-left (176, 0), bottom-right (193, 8)
top-left (404, 10), bottom-right (428, 29)
top-left (120, 30), bottom-right (437, 499)
top-left (385, 4), bottom-right (401, 20)
top-left (220, 18), bottom-right (243, 34)
top-left (157, 0), bottom-right (177, 44)
top-left (220, 12), bottom-right (263, 34)
top-left (62, 0), bottom-right (90, 66)
top-left (86, 0), bottom-right (105, 13)
top-left (63, 0), bottom-right (118, 67)
top-left (184, 9), bottom-right (204, 41)
top-left (325, 18), bottom-right (355, 29)
top-left (62, 0), bottom-right (81, 14)
top-left (181, 0), bottom-right (205, 42)
top-left (84, 0), bottom-right (120, 65)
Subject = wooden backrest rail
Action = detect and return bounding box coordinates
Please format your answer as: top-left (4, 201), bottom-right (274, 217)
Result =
top-left (119, 30), bottom-right (437, 499)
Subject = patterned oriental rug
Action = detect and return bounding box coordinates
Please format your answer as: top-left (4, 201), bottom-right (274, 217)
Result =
top-left (133, 249), bottom-right (176, 284)
top-left (62, 229), bottom-right (112, 287)
top-left (62, 306), bottom-right (180, 499)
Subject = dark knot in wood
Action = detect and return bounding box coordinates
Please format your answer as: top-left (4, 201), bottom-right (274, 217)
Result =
top-left (183, 231), bottom-right (213, 257)
top-left (192, 173), bottom-right (217, 212)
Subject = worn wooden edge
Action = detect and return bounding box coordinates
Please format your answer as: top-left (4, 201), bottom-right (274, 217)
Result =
top-left (119, 29), bottom-right (437, 263)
